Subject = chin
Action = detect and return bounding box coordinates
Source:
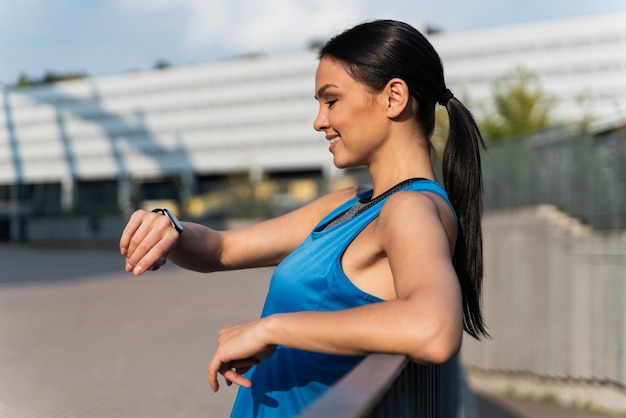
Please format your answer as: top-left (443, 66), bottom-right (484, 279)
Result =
top-left (332, 156), bottom-right (359, 170)
top-left (333, 162), bottom-right (354, 170)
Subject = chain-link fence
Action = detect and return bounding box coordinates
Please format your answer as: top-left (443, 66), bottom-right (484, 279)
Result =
top-left (482, 128), bottom-right (626, 230)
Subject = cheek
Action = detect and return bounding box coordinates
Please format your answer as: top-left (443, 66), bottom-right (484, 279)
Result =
top-left (330, 105), bottom-right (365, 132)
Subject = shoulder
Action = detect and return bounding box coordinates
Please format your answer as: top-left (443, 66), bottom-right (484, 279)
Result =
top-left (379, 189), bottom-right (448, 220)
top-left (377, 190), bottom-right (457, 252)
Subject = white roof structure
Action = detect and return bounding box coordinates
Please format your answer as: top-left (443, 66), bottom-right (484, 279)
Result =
top-left (0, 11), bottom-right (624, 186)
top-left (431, 11), bottom-right (626, 124)
top-left (0, 52), bottom-right (326, 185)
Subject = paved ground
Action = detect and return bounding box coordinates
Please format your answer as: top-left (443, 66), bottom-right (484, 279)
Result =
top-left (0, 245), bottom-right (618, 417)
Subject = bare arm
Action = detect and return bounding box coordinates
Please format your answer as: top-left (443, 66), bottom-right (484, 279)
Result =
top-left (208, 191), bottom-right (463, 390)
top-left (120, 187), bottom-right (360, 275)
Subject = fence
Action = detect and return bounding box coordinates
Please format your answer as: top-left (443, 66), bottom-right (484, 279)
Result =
top-left (206, 128), bottom-right (626, 230)
top-left (483, 128), bottom-right (626, 230)
top-left (299, 354), bottom-right (459, 418)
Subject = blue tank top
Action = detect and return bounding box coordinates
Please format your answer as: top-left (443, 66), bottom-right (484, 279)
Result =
top-left (230, 179), bottom-right (454, 417)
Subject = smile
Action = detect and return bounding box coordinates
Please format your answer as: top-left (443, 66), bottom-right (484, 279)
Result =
top-left (328, 137), bottom-right (341, 152)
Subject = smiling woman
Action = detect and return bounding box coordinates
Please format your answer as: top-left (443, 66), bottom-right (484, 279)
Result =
top-left (120, 19), bottom-right (487, 418)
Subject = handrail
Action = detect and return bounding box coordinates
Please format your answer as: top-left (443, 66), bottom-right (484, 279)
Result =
top-left (298, 354), bottom-right (459, 418)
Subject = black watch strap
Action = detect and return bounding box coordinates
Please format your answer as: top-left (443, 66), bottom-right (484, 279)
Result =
top-left (152, 208), bottom-right (184, 234)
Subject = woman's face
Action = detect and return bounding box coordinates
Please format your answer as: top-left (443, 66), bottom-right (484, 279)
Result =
top-left (314, 57), bottom-right (391, 169)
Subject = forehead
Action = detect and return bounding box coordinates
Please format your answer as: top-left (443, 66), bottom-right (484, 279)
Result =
top-left (315, 58), bottom-right (357, 92)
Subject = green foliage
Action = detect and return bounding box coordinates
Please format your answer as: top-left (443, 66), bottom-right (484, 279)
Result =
top-left (431, 106), bottom-right (450, 161)
top-left (479, 67), bottom-right (554, 143)
top-left (573, 89), bottom-right (595, 131)
top-left (14, 70), bottom-right (87, 88)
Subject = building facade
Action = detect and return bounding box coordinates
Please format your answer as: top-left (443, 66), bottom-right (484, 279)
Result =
top-left (0, 11), bottom-right (624, 240)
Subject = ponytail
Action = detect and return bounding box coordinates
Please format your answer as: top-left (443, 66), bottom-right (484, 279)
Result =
top-left (442, 97), bottom-right (488, 339)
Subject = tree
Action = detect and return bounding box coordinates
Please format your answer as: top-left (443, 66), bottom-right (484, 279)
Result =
top-left (479, 67), bottom-right (554, 142)
top-left (14, 70), bottom-right (87, 88)
top-left (153, 59), bottom-right (172, 70)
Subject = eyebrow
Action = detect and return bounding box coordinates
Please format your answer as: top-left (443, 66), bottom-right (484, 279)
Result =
top-left (315, 83), bottom-right (338, 100)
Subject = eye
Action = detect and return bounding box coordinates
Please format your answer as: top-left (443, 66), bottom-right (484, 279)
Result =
top-left (326, 99), bottom-right (337, 108)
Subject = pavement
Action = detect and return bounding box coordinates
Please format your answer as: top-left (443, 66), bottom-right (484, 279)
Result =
top-left (0, 245), bottom-right (618, 417)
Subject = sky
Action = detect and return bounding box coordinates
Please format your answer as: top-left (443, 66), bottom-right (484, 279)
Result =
top-left (1, 0), bottom-right (625, 85)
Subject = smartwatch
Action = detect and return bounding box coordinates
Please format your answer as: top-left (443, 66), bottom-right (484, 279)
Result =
top-left (152, 208), bottom-right (184, 234)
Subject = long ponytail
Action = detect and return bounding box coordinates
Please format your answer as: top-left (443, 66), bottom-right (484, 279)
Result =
top-left (443, 97), bottom-right (488, 339)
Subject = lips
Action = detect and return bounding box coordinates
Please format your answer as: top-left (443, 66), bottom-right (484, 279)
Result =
top-left (328, 136), bottom-right (340, 152)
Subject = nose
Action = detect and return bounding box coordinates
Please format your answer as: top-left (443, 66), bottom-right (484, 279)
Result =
top-left (313, 107), bottom-right (328, 132)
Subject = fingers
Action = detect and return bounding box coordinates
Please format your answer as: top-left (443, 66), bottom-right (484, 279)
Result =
top-left (208, 359), bottom-right (254, 392)
top-left (120, 210), bottom-right (179, 275)
top-left (120, 210), bottom-right (145, 256)
top-left (230, 358), bottom-right (260, 377)
top-left (148, 256), bottom-right (168, 271)
top-left (207, 319), bottom-right (275, 392)
top-left (208, 352), bottom-right (225, 392)
top-left (208, 356), bottom-right (258, 392)
top-left (222, 366), bottom-right (252, 388)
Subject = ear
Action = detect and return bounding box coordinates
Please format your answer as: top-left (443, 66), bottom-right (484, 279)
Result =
top-left (383, 78), bottom-right (411, 119)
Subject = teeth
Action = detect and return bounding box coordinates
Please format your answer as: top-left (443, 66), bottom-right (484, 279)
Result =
top-left (330, 137), bottom-right (340, 144)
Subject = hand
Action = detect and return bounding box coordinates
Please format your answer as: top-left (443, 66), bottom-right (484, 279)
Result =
top-left (208, 318), bottom-right (277, 392)
top-left (120, 209), bottom-right (181, 275)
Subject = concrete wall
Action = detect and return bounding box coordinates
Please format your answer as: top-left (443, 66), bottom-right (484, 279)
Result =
top-left (463, 205), bottom-right (626, 413)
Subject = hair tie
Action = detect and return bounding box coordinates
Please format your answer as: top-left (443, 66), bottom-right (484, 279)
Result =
top-left (438, 89), bottom-right (454, 106)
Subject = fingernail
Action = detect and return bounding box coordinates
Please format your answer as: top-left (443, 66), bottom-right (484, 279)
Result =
top-left (133, 266), bottom-right (144, 275)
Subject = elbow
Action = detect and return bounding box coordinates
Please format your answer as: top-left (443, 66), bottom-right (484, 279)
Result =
top-left (407, 321), bottom-right (462, 365)
top-left (412, 340), bottom-right (460, 365)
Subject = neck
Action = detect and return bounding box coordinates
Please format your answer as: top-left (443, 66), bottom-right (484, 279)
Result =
top-left (367, 141), bottom-right (436, 198)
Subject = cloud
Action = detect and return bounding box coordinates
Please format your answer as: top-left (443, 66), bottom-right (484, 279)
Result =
top-left (115, 0), bottom-right (626, 59)
top-left (119, 0), bottom-right (362, 54)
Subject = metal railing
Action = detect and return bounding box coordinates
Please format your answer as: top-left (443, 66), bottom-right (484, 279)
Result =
top-left (299, 354), bottom-right (459, 418)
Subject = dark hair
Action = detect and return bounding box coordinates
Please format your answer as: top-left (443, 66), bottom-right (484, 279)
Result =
top-left (319, 20), bottom-right (488, 339)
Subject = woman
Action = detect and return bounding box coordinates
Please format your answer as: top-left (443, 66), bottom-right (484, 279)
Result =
top-left (120, 20), bottom-right (487, 417)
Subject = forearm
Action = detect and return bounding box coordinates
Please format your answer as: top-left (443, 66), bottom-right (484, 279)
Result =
top-left (264, 299), bottom-right (462, 364)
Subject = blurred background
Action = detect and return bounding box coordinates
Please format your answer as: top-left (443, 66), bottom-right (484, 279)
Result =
top-left (1, 1), bottom-right (625, 416)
